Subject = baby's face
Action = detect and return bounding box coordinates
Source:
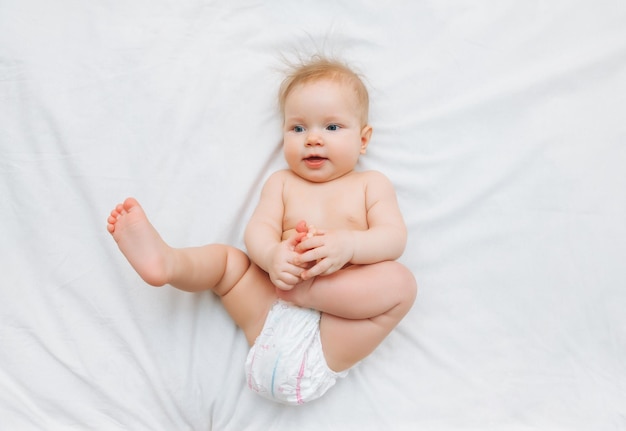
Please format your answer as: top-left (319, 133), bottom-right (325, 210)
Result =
top-left (282, 79), bottom-right (371, 183)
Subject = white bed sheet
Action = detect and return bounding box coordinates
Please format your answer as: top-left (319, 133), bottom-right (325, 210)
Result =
top-left (1, 1), bottom-right (625, 430)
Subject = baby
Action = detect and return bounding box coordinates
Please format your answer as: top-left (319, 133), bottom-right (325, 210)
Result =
top-left (107, 56), bottom-right (417, 405)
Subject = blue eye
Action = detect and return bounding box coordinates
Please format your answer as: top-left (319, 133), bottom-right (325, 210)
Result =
top-left (326, 124), bottom-right (340, 131)
top-left (293, 125), bottom-right (305, 133)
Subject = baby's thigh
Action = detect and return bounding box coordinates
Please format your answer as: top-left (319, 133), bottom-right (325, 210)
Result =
top-left (220, 263), bottom-right (277, 346)
top-left (320, 310), bottom-right (400, 373)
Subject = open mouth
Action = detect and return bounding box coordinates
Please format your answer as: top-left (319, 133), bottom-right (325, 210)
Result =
top-left (304, 156), bottom-right (327, 168)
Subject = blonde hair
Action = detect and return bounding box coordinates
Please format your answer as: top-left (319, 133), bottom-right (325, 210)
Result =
top-left (278, 55), bottom-right (370, 126)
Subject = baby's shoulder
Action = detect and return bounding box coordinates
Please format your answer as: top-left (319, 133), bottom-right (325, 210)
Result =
top-left (264, 169), bottom-right (293, 185)
top-left (354, 169), bottom-right (391, 184)
top-left (355, 170), bottom-right (397, 198)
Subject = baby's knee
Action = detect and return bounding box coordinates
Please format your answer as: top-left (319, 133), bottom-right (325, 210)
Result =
top-left (385, 261), bottom-right (418, 308)
top-left (226, 246), bottom-right (251, 278)
top-left (214, 246), bottom-right (251, 296)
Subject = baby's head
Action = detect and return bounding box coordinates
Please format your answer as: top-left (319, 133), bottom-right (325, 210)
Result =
top-left (279, 56), bottom-right (369, 127)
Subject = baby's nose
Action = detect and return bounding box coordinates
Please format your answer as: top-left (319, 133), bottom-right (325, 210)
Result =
top-left (306, 131), bottom-right (323, 146)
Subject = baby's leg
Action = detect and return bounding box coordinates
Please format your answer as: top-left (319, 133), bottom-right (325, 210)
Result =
top-left (277, 261), bottom-right (416, 320)
top-left (107, 197), bottom-right (247, 293)
top-left (107, 197), bottom-right (276, 345)
top-left (279, 261), bottom-right (417, 371)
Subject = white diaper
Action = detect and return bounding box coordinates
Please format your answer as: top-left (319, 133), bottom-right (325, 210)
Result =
top-left (245, 300), bottom-right (349, 405)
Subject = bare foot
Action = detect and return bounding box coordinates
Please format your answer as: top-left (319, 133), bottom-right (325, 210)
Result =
top-left (107, 197), bottom-right (173, 286)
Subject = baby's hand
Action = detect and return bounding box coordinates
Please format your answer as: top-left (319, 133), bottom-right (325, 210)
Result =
top-left (294, 228), bottom-right (355, 280)
top-left (268, 230), bottom-right (308, 290)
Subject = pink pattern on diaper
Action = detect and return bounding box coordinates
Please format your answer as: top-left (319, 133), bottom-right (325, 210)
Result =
top-left (295, 351), bottom-right (307, 405)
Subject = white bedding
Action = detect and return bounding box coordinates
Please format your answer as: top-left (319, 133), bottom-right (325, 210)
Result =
top-left (1, 1), bottom-right (625, 430)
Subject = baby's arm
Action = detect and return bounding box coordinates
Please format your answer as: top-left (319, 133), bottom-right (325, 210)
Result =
top-left (349, 170), bottom-right (407, 262)
top-left (296, 171), bottom-right (407, 279)
top-left (244, 171), bottom-right (307, 290)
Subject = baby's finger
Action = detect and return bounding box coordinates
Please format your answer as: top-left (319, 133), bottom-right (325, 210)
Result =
top-left (286, 231), bottom-right (307, 250)
top-left (295, 247), bottom-right (325, 264)
top-left (301, 259), bottom-right (333, 280)
top-left (273, 279), bottom-right (291, 290)
top-left (274, 273), bottom-right (299, 290)
top-left (284, 263), bottom-right (305, 278)
top-left (295, 236), bottom-right (326, 255)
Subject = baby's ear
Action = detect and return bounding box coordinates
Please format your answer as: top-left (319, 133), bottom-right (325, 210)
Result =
top-left (360, 125), bottom-right (373, 154)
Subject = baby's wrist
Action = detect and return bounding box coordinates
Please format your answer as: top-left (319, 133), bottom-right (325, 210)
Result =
top-left (347, 230), bottom-right (357, 263)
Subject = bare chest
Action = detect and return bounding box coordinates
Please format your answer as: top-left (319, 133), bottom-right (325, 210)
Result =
top-left (282, 179), bottom-right (368, 235)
